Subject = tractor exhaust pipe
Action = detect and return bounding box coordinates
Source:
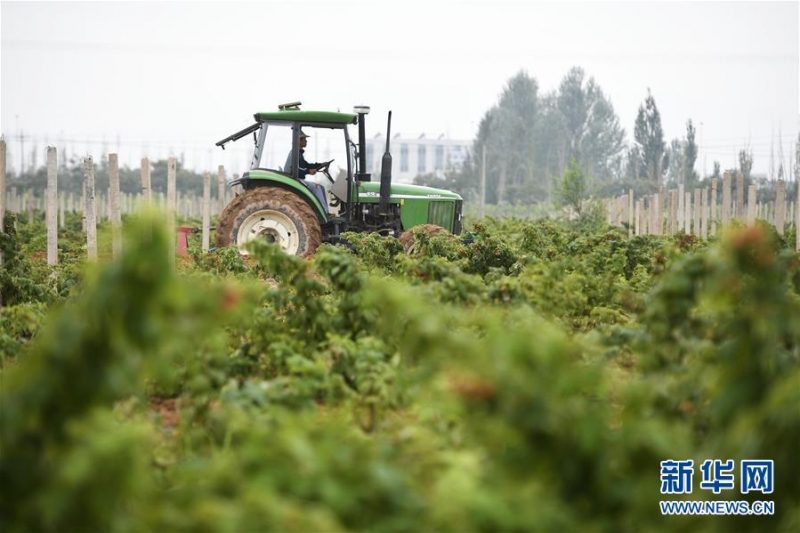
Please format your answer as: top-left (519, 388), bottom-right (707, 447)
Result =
top-left (379, 111), bottom-right (392, 215)
top-left (354, 105), bottom-right (370, 182)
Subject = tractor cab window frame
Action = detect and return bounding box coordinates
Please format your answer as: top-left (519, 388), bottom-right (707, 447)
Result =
top-left (289, 121), bottom-right (352, 182)
top-left (250, 124), bottom-right (269, 170)
top-left (252, 120), bottom-right (353, 187)
top-left (252, 122), bottom-right (294, 177)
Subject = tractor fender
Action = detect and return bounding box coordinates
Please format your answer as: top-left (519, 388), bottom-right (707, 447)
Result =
top-left (236, 171), bottom-right (327, 223)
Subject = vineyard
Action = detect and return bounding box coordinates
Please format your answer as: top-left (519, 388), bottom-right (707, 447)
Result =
top-left (1, 208), bottom-right (799, 532)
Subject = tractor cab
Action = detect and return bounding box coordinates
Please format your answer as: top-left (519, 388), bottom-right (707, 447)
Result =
top-left (215, 102), bottom-right (463, 256)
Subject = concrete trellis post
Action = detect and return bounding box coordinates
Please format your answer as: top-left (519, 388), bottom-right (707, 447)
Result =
top-left (202, 171), bottom-right (211, 252)
top-left (667, 189), bottom-right (675, 235)
top-left (109, 154), bottom-right (122, 258)
top-left (677, 184), bottom-right (685, 232)
top-left (776, 180), bottom-right (786, 236)
top-left (673, 189), bottom-right (680, 234)
top-left (653, 193), bottom-right (663, 235)
top-left (747, 185), bottom-right (756, 225)
top-left (634, 199), bottom-right (641, 236)
top-left (701, 187), bottom-right (709, 239)
top-left (684, 191), bottom-right (691, 234)
top-left (217, 165), bottom-right (226, 214)
top-left (167, 157), bottom-right (177, 213)
top-left (627, 189), bottom-right (634, 237)
top-left (736, 172), bottom-right (745, 220)
top-left (710, 178), bottom-right (718, 236)
top-left (84, 157), bottom-right (98, 260)
top-left (46, 146), bottom-right (58, 265)
top-left (722, 172), bottom-right (731, 229)
top-left (141, 157), bottom-right (152, 204)
top-left (693, 188), bottom-right (701, 237)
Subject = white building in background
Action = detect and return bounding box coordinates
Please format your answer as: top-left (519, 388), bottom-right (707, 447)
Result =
top-left (363, 134), bottom-right (471, 184)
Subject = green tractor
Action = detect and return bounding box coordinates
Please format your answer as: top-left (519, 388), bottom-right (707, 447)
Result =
top-left (215, 102), bottom-right (463, 256)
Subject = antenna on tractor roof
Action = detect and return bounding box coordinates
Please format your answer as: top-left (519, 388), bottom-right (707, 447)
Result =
top-left (278, 101), bottom-right (302, 110)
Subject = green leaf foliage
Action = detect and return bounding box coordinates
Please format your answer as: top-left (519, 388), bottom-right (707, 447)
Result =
top-left (1, 213), bottom-right (798, 532)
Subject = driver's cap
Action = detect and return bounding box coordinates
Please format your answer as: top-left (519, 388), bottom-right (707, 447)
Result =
top-left (299, 129), bottom-right (311, 139)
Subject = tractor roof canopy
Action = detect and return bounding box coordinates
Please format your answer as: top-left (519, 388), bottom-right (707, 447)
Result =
top-left (254, 110), bottom-right (357, 125)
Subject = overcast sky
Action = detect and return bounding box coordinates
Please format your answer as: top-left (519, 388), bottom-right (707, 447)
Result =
top-left (1, 0), bottom-right (798, 177)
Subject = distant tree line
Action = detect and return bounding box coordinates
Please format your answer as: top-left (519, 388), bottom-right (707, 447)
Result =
top-left (7, 66), bottom-right (800, 209)
top-left (416, 67), bottom-right (799, 206)
top-left (5, 156), bottom-right (211, 197)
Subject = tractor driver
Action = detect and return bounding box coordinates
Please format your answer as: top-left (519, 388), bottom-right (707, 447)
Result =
top-left (284, 130), bottom-right (330, 215)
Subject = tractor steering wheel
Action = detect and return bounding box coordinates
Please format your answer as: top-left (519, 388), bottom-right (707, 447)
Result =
top-left (316, 159), bottom-right (335, 184)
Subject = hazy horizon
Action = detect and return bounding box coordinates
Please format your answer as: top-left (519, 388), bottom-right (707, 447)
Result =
top-left (2, 0), bottom-right (798, 179)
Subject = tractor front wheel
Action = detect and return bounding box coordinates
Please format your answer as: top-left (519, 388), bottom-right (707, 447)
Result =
top-left (215, 187), bottom-right (322, 257)
top-left (398, 224), bottom-right (450, 254)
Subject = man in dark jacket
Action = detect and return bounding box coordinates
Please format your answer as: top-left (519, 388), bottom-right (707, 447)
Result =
top-left (284, 130), bottom-right (329, 214)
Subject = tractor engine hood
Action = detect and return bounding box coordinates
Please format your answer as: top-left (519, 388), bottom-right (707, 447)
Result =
top-left (355, 181), bottom-right (463, 202)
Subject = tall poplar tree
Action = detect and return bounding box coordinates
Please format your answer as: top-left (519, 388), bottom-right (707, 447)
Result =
top-left (554, 67), bottom-right (626, 184)
top-left (633, 89), bottom-right (668, 188)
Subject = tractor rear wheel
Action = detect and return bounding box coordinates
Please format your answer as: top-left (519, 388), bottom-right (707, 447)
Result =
top-left (215, 187), bottom-right (322, 257)
top-left (398, 224), bottom-right (450, 254)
